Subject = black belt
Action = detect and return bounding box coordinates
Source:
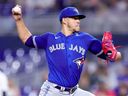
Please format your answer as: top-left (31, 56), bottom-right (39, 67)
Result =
top-left (55, 86), bottom-right (77, 94)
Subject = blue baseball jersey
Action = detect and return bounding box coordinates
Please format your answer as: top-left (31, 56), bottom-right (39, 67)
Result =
top-left (25, 32), bottom-right (102, 87)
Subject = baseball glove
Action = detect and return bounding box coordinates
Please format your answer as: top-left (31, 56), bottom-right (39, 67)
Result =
top-left (102, 31), bottom-right (117, 61)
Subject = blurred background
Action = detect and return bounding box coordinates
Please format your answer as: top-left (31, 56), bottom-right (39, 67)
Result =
top-left (0, 0), bottom-right (128, 96)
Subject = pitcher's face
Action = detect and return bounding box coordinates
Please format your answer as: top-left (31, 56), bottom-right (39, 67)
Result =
top-left (65, 17), bottom-right (80, 32)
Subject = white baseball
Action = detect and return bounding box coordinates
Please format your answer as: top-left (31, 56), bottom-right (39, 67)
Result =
top-left (12, 5), bottom-right (21, 14)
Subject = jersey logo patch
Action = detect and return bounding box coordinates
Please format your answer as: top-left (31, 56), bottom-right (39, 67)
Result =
top-left (73, 56), bottom-right (85, 69)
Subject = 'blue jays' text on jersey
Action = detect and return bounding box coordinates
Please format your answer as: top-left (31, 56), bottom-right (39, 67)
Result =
top-left (25, 32), bottom-right (102, 88)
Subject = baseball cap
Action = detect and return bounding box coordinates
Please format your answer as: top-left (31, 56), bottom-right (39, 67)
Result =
top-left (59, 7), bottom-right (86, 22)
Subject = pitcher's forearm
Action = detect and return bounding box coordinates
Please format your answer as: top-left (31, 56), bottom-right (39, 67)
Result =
top-left (16, 18), bottom-right (32, 44)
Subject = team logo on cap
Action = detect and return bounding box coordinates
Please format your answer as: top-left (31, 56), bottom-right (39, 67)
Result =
top-left (73, 56), bottom-right (85, 69)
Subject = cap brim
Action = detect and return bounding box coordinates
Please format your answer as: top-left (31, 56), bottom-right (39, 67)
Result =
top-left (69, 15), bottom-right (86, 19)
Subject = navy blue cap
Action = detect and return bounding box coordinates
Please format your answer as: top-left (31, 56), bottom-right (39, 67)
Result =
top-left (59, 7), bottom-right (86, 22)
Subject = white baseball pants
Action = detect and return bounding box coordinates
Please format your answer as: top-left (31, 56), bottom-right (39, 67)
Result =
top-left (39, 80), bottom-right (95, 96)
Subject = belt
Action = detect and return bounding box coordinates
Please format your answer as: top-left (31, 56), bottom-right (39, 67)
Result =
top-left (55, 85), bottom-right (77, 94)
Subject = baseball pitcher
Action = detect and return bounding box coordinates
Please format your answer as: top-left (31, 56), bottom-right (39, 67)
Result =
top-left (12, 5), bottom-right (121, 96)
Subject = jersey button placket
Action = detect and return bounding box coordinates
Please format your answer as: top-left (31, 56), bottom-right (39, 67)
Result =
top-left (66, 38), bottom-right (71, 63)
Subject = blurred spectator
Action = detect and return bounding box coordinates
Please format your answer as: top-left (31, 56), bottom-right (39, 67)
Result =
top-left (0, 70), bottom-right (9, 96)
top-left (55, 0), bottom-right (65, 10)
top-left (114, 64), bottom-right (128, 96)
top-left (94, 78), bottom-right (116, 96)
top-left (89, 63), bottom-right (118, 90)
top-left (114, 0), bottom-right (128, 12)
top-left (77, 0), bottom-right (101, 12)
top-left (25, 0), bottom-right (56, 16)
top-left (79, 70), bottom-right (90, 91)
top-left (100, 0), bottom-right (117, 8)
top-left (8, 79), bottom-right (20, 96)
top-left (114, 81), bottom-right (128, 96)
top-left (117, 63), bottom-right (128, 84)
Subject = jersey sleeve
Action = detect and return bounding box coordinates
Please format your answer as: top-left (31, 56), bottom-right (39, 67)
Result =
top-left (88, 36), bottom-right (107, 60)
top-left (89, 39), bottom-right (102, 54)
top-left (25, 32), bottom-right (50, 49)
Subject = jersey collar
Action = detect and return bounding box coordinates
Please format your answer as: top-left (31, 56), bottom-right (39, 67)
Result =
top-left (56, 32), bottom-right (80, 38)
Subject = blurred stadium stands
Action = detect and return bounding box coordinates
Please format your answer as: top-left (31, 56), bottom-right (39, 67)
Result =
top-left (0, 0), bottom-right (128, 96)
